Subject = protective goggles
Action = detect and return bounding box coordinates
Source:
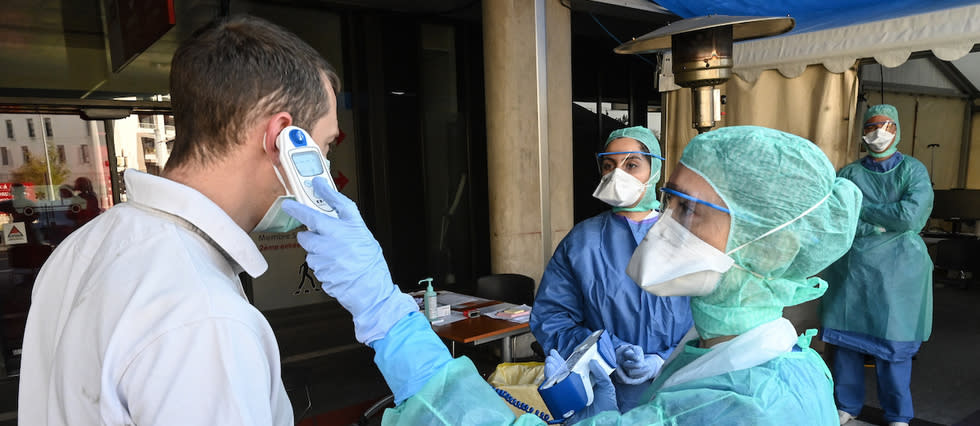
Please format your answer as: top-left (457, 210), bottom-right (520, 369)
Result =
top-left (657, 187), bottom-right (732, 246)
top-left (660, 187), bottom-right (730, 215)
top-left (862, 120), bottom-right (895, 133)
top-left (595, 151), bottom-right (664, 174)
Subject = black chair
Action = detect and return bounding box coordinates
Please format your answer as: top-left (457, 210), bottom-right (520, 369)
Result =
top-left (475, 273), bottom-right (535, 306)
top-left (355, 394), bottom-right (395, 426)
top-left (475, 273), bottom-right (544, 362)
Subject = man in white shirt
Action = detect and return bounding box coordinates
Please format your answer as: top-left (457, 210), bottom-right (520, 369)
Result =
top-left (18, 15), bottom-right (341, 425)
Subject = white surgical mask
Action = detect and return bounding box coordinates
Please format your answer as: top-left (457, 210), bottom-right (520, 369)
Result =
top-left (253, 194), bottom-right (301, 233)
top-left (626, 214), bottom-right (734, 296)
top-left (593, 168), bottom-right (648, 207)
top-left (253, 163), bottom-right (303, 233)
top-left (862, 128), bottom-right (894, 153)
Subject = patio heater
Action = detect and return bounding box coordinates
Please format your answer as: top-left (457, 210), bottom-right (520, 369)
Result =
top-left (615, 15), bottom-right (794, 133)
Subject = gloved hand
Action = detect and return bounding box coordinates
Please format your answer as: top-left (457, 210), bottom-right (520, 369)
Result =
top-left (568, 360), bottom-right (619, 425)
top-left (282, 177), bottom-right (417, 344)
top-left (544, 349), bottom-right (570, 381)
top-left (613, 344), bottom-right (665, 385)
top-left (543, 350), bottom-right (618, 424)
top-left (856, 220), bottom-right (886, 237)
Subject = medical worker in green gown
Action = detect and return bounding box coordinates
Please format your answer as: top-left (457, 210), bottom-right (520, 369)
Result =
top-left (821, 104), bottom-right (934, 426)
top-left (281, 126), bottom-right (861, 425)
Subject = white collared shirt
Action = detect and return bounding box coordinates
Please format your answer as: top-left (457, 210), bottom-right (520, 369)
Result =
top-left (18, 170), bottom-right (292, 426)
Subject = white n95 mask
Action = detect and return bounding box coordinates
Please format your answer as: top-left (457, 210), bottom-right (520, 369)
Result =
top-left (862, 128), bottom-right (894, 153)
top-left (593, 168), bottom-right (648, 207)
top-left (626, 214), bottom-right (734, 296)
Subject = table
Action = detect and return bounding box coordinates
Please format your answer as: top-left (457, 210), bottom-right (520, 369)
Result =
top-left (433, 313), bottom-right (530, 362)
top-left (423, 294), bottom-right (530, 362)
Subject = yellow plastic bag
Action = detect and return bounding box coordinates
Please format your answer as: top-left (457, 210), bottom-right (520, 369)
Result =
top-left (486, 362), bottom-right (553, 420)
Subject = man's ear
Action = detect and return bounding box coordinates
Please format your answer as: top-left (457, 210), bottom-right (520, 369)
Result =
top-left (261, 112), bottom-right (293, 158)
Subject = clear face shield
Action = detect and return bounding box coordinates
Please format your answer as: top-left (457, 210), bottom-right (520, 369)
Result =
top-left (625, 186), bottom-right (735, 297)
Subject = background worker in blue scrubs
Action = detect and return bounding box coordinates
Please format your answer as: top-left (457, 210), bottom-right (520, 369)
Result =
top-left (283, 125), bottom-right (861, 425)
top-left (530, 126), bottom-right (693, 411)
top-left (821, 104), bottom-right (934, 426)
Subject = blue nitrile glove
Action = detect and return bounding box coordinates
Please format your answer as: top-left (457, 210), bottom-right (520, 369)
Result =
top-left (282, 177), bottom-right (418, 344)
top-left (568, 360), bottom-right (619, 425)
top-left (597, 331), bottom-right (618, 369)
top-left (613, 344), bottom-right (665, 385)
top-left (544, 349), bottom-right (570, 380)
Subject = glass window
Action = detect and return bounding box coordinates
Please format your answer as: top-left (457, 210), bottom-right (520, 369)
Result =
top-left (115, 113), bottom-right (175, 180)
top-left (140, 137), bottom-right (155, 155)
top-left (44, 118), bottom-right (54, 138)
top-left (138, 114), bottom-right (155, 132)
top-left (26, 119), bottom-right (35, 138)
top-left (1, 112), bottom-right (113, 377)
top-left (5, 120), bottom-right (13, 140)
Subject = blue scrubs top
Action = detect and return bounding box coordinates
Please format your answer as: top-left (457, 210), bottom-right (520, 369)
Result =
top-left (530, 210), bottom-right (693, 410)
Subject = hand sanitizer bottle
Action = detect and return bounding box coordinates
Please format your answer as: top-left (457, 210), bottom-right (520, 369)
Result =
top-left (418, 277), bottom-right (437, 321)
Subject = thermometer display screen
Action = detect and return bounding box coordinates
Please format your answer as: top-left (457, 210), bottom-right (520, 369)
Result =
top-left (291, 151), bottom-right (324, 177)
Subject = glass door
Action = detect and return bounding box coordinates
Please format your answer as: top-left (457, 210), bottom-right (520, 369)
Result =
top-left (0, 107), bottom-right (175, 377)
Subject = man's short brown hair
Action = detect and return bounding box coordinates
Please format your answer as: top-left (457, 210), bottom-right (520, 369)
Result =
top-left (167, 15), bottom-right (341, 169)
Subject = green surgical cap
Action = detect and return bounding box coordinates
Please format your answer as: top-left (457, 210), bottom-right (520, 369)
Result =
top-left (679, 126), bottom-right (862, 339)
top-left (604, 126), bottom-right (663, 212)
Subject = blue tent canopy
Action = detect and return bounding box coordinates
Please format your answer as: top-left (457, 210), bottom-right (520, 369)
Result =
top-left (652, 0), bottom-right (980, 34)
top-left (644, 0), bottom-right (980, 84)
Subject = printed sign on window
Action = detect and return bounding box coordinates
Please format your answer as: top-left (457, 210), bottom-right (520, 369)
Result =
top-left (3, 222), bottom-right (28, 245)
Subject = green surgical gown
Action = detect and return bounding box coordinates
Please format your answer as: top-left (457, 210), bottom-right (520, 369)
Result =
top-left (821, 155), bottom-right (934, 342)
top-left (383, 340), bottom-right (837, 425)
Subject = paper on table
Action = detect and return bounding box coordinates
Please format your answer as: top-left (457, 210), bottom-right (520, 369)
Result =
top-left (500, 314), bottom-right (530, 324)
top-left (484, 303), bottom-right (532, 323)
top-left (429, 311), bottom-right (468, 326)
top-left (480, 303), bottom-right (514, 315)
top-left (436, 291), bottom-right (491, 307)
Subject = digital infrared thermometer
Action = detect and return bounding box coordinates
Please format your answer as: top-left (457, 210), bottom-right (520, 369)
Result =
top-left (276, 126), bottom-right (338, 218)
top-left (538, 329), bottom-right (615, 420)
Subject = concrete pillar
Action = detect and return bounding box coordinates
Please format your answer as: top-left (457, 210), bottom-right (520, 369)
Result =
top-left (483, 0), bottom-right (573, 286)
